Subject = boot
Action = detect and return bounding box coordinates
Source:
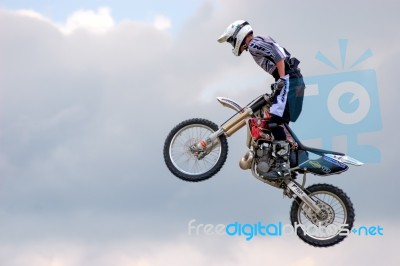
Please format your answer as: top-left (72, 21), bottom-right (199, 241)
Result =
top-left (264, 140), bottom-right (291, 181)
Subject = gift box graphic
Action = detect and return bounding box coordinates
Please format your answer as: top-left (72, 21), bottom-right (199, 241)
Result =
top-left (292, 40), bottom-right (381, 163)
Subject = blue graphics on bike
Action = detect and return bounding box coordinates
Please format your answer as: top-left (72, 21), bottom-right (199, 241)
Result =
top-left (299, 156), bottom-right (348, 176)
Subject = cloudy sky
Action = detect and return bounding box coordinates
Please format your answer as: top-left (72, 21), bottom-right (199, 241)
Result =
top-left (0, 0), bottom-right (399, 265)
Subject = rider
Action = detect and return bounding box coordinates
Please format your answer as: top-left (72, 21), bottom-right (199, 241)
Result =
top-left (218, 20), bottom-right (305, 180)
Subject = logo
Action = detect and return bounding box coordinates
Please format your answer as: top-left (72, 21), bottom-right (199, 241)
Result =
top-left (250, 43), bottom-right (266, 52)
top-left (309, 160), bottom-right (321, 168)
top-left (187, 219), bottom-right (384, 241)
top-left (292, 39), bottom-right (382, 163)
top-left (321, 165), bottom-right (331, 174)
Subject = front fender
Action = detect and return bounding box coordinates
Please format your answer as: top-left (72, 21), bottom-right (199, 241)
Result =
top-left (216, 97), bottom-right (245, 113)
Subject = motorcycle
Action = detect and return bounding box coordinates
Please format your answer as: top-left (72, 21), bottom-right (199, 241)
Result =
top-left (163, 85), bottom-right (363, 247)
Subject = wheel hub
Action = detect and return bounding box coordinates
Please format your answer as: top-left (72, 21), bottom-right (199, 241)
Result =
top-left (184, 139), bottom-right (200, 159)
top-left (304, 201), bottom-right (335, 227)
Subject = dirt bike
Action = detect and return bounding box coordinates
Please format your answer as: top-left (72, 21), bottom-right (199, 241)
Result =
top-left (163, 85), bottom-right (363, 247)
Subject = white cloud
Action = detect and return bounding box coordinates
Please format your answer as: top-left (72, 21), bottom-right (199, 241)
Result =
top-left (15, 7), bottom-right (173, 34)
top-left (0, 227), bottom-right (398, 266)
top-left (16, 7), bottom-right (115, 34)
top-left (60, 7), bottom-right (115, 34)
top-left (0, 1), bottom-right (399, 265)
top-left (153, 15), bottom-right (172, 31)
top-left (16, 9), bottom-right (51, 22)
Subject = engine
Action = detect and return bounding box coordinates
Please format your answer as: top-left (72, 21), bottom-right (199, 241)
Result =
top-left (254, 143), bottom-right (275, 177)
top-left (239, 116), bottom-right (276, 175)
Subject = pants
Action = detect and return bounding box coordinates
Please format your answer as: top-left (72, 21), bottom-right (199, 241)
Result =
top-left (269, 115), bottom-right (287, 141)
top-left (270, 68), bottom-right (305, 141)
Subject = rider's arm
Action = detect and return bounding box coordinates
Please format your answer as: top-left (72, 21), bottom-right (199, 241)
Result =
top-left (276, 59), bottom-right (285, 78)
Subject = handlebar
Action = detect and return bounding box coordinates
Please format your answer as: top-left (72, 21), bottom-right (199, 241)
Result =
top-left (244, 82), bottom-right (279, 113)
top-left (249, 95), bottom-right (268, 112)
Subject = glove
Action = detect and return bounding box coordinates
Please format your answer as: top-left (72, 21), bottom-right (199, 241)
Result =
top-left (272, 78), bottom-right (287, 92)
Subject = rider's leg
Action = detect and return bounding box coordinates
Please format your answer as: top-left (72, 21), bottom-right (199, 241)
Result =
top-left (265, 116), bottom-right (290, 180)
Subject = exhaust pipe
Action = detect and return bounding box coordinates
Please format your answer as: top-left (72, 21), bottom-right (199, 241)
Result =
top-left (239, 150), bottom-right (254, 170)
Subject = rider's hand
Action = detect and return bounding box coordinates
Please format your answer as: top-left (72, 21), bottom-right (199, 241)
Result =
top-left (272, 78), bottom-right (287, 92)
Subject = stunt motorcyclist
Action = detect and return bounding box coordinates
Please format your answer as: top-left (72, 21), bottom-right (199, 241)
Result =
top-left (218, 20), bottom-right (305, 180)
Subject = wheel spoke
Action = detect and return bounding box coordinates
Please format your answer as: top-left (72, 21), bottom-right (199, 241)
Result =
top-left (169, 123), bottom-right (222, 176)
top-left (298, 190), bottom-right (348, 241)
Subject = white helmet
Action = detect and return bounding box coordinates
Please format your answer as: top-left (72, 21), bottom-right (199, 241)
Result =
top-left (218, 20), bottom-right (253, 56)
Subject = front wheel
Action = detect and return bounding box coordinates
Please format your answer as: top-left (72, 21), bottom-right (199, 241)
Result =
top-left (290, 183), bottom-right (355, 247)
top-left (163, 118), bottom-right (228, 182)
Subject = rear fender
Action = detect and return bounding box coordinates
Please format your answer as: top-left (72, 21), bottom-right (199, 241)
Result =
top-left (295, 150), bottom-right (363, 176)
top-left (298, 155), bottom-right (348, 176)
top-left (325, 154), bottom-right (364, 166)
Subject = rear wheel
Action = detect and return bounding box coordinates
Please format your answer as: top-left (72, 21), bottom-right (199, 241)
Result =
top-left (290, 183), bottom-right (355, 247)
top-left (163, 118), bottom-right (228, 182)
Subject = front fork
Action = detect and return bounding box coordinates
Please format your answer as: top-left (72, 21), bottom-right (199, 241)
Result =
top-left (285, 180), bottom-right (323, 215)
top-left (190, 128), bottom-right (225, 159)
top-left (191, 109), bottom-right (252, 159)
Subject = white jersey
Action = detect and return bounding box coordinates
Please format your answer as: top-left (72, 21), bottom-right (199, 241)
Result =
top-left (249, 36), bottom-right (289, 76)
top-left (249, 35), bottom-right (291, 119)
